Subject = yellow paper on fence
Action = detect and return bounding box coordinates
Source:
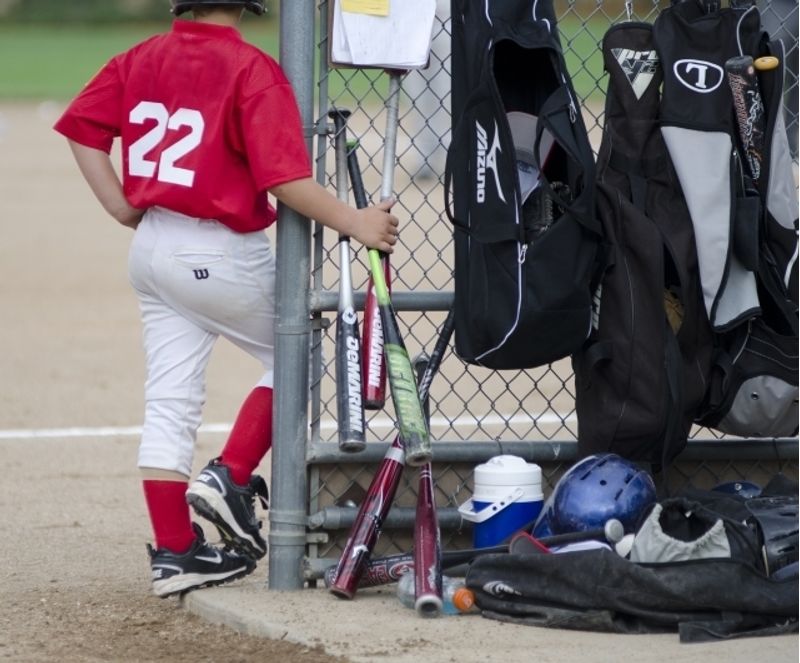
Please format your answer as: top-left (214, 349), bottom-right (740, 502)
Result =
top-left (331, 0), bottom-right (436, 69)
top-left (340, 0), bottom-right (389, 16)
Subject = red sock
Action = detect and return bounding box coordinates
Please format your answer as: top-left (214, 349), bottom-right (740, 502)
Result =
top-left (142, 479), bottom-right (195, 554)
top-left (221, 386), bottom-right (273, 486)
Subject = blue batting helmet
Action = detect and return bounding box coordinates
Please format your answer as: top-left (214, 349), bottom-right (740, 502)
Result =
top-left (532, 453), bottom-right (657, 538)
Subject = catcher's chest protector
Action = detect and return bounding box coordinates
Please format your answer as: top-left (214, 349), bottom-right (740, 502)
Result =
top-left (444, 0), bottom-right (600, 370)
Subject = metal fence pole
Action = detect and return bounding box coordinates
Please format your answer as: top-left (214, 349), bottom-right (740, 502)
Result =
top-left (268, 0), bottom-right (316, 590)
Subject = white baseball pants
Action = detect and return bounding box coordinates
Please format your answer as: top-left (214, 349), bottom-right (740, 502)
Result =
top-left (128, 207), bottom-right (276, 477)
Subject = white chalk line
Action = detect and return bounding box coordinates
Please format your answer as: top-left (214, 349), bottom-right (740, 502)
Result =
top-left (0, 413), bottom-right (574, 441)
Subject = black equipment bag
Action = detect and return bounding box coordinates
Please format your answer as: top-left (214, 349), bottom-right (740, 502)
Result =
top-left (444, 0), bottom-right (600, 369)
top-left (573, 22), bottom-right (713, 467)
top-left (652, 0), bottom-right (799, 437)
top-left (466, 548), bottom-right (798, 642)
top-left (465, 481), bottom-right (799, 642)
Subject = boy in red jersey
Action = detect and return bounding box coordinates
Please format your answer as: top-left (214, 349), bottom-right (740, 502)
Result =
top-left (54, 0), bottom-right (399, 598)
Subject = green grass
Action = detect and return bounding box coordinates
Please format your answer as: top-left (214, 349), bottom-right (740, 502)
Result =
top-left (0, 23), bottom-right (280, 100)
top-left (0, 19), bottom-right (606, 103)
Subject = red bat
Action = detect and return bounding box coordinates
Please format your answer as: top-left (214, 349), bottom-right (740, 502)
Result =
top-left (410, 350), bottom-right (443, 616)
top-left (327, 437), bottom-right (405, 600)
top-left (328, 310), bottom-right (456, 599)
top-left (413, 453), bottom-right (442, 616)
top-left (346, 139), bottom-right (388, 411)
top-left (323, 521), bottom-right (627, 590)
top-left (411, 312), bottom-right (456, 616)
top-left (322, 539), bottom-right (543, 589)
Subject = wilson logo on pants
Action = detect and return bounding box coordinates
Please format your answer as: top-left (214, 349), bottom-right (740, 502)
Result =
top-left (193, 269), bottom-right (209, 280)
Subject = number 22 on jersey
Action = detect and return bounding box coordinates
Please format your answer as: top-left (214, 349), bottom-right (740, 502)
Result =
top-left (128, 101), bottom-right (204, 187)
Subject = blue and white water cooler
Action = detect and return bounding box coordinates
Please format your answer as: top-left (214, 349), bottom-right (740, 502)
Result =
top-left (458, 455), bottom-right (544, 547)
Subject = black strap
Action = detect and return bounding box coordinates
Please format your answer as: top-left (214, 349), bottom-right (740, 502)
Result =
top-left (606, 149), bottom-right (668, 212)
top-left (657, 321), bottom-right (686, 494)
top-left (585, 340), bottom-right (613, 370)
top-left (607, 150), bottom-right (667, 180)
top-left (577, 340), bottom-right (613, 390)
top-left (629, 173), bottom-right (648, 212)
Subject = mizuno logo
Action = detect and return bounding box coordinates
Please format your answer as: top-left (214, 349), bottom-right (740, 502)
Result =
top-left (193, 269), bottom-right (209, 280)
top-left (475, 120), bottom-right (505, 203)
top-left (673, 59), bottom-right (723, 94)
top-left (611, 48), bottom-right (658, 100)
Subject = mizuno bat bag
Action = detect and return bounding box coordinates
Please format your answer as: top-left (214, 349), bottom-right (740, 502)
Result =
top-left (444, 0), bottom-right (600, 369)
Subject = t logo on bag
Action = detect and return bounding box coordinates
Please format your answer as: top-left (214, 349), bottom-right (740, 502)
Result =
top-left (673, 59), bottom-right (724, 93)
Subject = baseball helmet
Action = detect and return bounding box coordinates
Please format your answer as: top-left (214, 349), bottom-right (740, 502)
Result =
top-left (171, 1), bottom-right (265, 16)
top-left (532, 453), bottom-right (657, 538)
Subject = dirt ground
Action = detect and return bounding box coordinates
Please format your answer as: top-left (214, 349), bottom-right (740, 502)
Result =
top-left (0, 434), bottom-right (348, 663)
top-left (1, 102), bottom-right (797, 663)
top-left (0, 101), bottom-right (346, 662)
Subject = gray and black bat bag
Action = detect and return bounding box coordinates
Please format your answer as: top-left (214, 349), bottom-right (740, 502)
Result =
top-left (444, 0), bottom-right (600, 369)
top-left (576, 2), bottom-right (797, 454)
top-left (651, 0), bottom-right (798, 437)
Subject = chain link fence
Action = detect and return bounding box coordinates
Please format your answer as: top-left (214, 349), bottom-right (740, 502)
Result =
top-left (302, 0), bottom-right (798, 581)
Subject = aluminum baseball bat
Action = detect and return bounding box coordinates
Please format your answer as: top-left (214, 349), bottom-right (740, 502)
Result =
top-left (725, 54), bottom-right (768, 186)
top-left (413, 462), bottom-right (442, 617)
top-left (412, 354), bottom-right (442, 617)
top-left (328, 108), bottom-right (366, 452)
top-left (325, 518), bottom-right (624, 589)
top-left (327, 437), bottom-right (405, 599)
top-left (328, 311), bottom-right (455, 599)
top-left (347, 138), bottom-right (388, 410)
top-left (359, 72), bottom-right (432, 466)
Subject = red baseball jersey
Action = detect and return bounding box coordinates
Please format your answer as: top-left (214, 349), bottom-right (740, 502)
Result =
top-left (54, 20), bottom-right (312, 232)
